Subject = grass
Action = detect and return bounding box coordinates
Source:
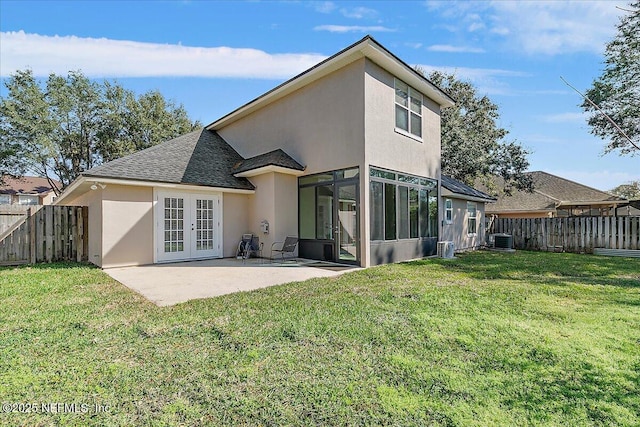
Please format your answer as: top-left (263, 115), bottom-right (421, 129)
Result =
top-left (0, 251), bottom-right (638, 426)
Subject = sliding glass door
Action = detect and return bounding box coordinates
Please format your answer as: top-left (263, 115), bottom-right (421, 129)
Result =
top-left (298, 167), bottom-right (360, 264)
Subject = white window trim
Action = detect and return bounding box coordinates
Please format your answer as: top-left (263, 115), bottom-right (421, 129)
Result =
top-left (394, 78), bottom-right (423, 141)
top-left (445, 198), bottom-right (453, 225)
top-left (467, 202), bottom-right (477, 236)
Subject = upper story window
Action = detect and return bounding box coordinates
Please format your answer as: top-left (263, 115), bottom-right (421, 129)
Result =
top-left (394, 79), bottom-right (423, 139)
top-left (0, 194), bottom-right (11, 205)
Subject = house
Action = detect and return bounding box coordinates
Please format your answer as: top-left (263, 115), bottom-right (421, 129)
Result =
top-left (55, 36), bottom-right (459, 268)
top-left (0, 176), bottom-right (61, 207)
top-left (483, 171), bottom-right (627, 218)
top-left (440, 175), bottom-right (496, 251)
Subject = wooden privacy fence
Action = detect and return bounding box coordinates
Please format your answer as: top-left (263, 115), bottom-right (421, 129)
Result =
top-left (0, 205), bottom-right (31, 234)
top-left (0, 205), bottom-right (88, 266)
top-left (490, 216), bottom-right (640, 254)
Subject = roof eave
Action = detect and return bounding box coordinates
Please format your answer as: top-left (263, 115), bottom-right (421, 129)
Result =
top-left (234, 165), bottom-right (306, 178)
top-left (55, 175), bottom-right (255, 205)
top-left (207, 36), bottom-right (454, 131)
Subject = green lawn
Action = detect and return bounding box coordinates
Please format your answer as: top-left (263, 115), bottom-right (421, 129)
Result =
top-left (1, 251), bottom-right (639, 426)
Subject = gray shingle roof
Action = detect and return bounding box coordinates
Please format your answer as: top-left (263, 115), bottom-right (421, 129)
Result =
top-left (83, 129), bottom-right (254, 190)
top-left (441, 175), bottom-right (495, 201)
top-left (482, 171), bottom-right (626, 213)
top-left (233, 149), bottom-right (304, 175)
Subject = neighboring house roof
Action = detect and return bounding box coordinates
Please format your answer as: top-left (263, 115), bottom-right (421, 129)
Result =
top-left (232, 149), bottom-right (305, 176)
top-left (0, 176), bottom-right (61, 195)
top-left (483, 171), bottom-right (626, 213)
top-left (207, 35), bottom-right (455, 130)
top-left (441, 175), bottom-right (495, 202)
top-left (84, 129), bottom-right (254, 190)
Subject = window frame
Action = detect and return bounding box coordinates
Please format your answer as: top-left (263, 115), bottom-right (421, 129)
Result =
top-left (0, 194), bottom-right (11, 205)
top-left (467, 202), bottom-right (477, 236)
top-left (444, 199), bottom-right (453, 225)
top-left (18, 195), bottom-right (39, 206)
top-left (394, 78), bottom-right (423, 141)
top-left (369, 167), bottom-right (437, 242)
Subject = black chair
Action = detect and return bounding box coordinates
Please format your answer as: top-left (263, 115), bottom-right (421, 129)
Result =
top-left (270, 236), bottom-right (299, 263)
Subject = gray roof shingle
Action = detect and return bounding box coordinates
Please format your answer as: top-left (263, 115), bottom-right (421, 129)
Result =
top-left (233, 149), bottom-right (304, 175)
top-left (83, 129), bottom-right (254, 190)
top-left (441, 175), bottom-right (495, 201)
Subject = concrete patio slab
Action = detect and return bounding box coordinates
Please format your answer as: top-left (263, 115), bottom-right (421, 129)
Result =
top-left (105, 258), bottom-right (359, 306)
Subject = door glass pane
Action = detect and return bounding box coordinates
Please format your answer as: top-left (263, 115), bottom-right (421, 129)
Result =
top-left (398, 186), bottom-right (409, 239)
top-left (370, 181), bottom-right (383, 241)
top-left (316, 185), bottom-right (334, 240)
top-left (338, 184), bottom-right (357, 261)
top-left (164, 197), bottom-right (185, 252)
top-left (384, 183), bottom-right (396, 240)
top-left (299, 186), bottom-right (316, 239)
top-left (195, 198), bottom-right (215, 251)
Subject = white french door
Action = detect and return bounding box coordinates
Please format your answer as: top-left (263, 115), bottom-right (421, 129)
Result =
top-left (156, 191), bottom-right (222, 262)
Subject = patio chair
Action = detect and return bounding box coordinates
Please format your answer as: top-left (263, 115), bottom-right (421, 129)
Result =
top-left (270, 236), bottom-right (299, 263)
top-left (237, 234), bottom-right (263, 263)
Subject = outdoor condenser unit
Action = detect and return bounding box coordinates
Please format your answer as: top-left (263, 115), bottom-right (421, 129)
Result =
top-left (437, 241), bottom-right (455, 259)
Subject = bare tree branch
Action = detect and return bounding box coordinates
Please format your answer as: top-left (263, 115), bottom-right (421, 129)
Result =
top-left (560, 76), bottom-right (640, 153)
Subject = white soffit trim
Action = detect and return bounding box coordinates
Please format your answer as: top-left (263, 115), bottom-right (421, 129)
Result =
top-left (55, 176), bottom-right (254, 205)
top-left (207, 37), bottom-right (454, 131)
top-left (234, 165), bottom-right (306, 178)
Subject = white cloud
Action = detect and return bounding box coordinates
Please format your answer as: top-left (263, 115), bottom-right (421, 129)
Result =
top-left (427, 44), bottom-right (485, 53)
top-left (539, 112), bottom-right (586, 124)
top-left (468, 22), bottom-right (485, 32)
top-left (426, 0), bottom-right (627, 55)
top-left (489, 1), bottom-right (626, 55)
top-left (313, 25), bottom-right (395, 33)
top-left (0, 31), bottom-right (328, 79)
top-left (340, 6), bottom-right (378, 19)
top-left (313, 1), bottom-right (336, 14)
top-left (405, 42), bottom-right (423, 49)
top-left (416, 64), bottom-right (529, 95)
top-left (547, 170), bottom-right (640, 191)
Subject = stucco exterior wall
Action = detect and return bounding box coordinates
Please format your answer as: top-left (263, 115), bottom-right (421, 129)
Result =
top-left (441, 197), bottom-right (487, 252)
top-left (60, 188), bottom-right (103, 267)
top-left (218, 59), bottom-right (366, 175)
top-left (222, 193), bottom-right (251, 257)
top-left (362, 59), bottom-right (442, 267)
top-left (100, 185), bottom-right (154, 268)
top-left (363, 59), bottom-right (441, 179)
top-left (244, 172), bottom-right (298, 259)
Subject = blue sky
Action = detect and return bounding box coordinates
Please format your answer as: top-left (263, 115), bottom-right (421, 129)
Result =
top-left (1, 0), bottom-right (637, 190)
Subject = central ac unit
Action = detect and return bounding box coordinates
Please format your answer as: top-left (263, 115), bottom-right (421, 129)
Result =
top-left (437, 241), bottom-right (455, 258)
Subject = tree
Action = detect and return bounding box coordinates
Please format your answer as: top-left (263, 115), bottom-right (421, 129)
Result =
top-left (0, 69), bottom-right (201, 191)
top-left (581, 2), bottom-right (639, 156)
top-left (609, 180), bottom-right (640, 199)
top-left (420, 70), bottom-right (533, 194)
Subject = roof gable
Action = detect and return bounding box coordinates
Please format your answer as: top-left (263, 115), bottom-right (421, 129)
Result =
top-left (84, 129), bottom-right (254, 190)
top-left (232, 149), bottom-right (305, 175)
top-left (207, 35), bottom-right (454, 131)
